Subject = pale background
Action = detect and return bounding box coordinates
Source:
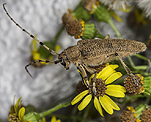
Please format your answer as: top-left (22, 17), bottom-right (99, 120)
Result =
top-left (0, 0), bottom-right (150, 121)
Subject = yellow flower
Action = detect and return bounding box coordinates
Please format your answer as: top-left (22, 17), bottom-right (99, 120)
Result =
top-left (71, 65), bottom-right (126, 116)
top-left (51, 116), bottom-right (61, 122)
top-left (8, 96), bottom-right (30, 122)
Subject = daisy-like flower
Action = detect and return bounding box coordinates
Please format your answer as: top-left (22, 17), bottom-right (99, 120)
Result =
top-left (8, 96), bottom-right (31, 122)
top-left (71, 64), bottom-right (126, 116)
top-left (124, 74), bottom-right (144, 95)
top-left (30, 37), bottom-right (60, 67)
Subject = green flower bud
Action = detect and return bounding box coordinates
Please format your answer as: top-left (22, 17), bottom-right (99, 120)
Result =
top-left (93, 4), bottom-right (111, 22)
top-left (142, 76), bottom-right (151, 96)
top-left (135, 104), bottom-right (147, 118)
top-left (73, 6), bottom-right (91, 22)
top-left (82, 23), bottom-right (104, 39)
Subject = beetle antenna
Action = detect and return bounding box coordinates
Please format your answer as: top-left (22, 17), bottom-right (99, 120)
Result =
top-left (3, 3), bottom-right (58, 56)
top-left (25, 60), bottom-right (56, 78)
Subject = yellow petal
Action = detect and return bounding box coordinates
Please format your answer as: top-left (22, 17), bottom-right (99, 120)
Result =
top-left (39, 117), bottom-right (46, 122)
top-left (99, 95), bottom-right (113, 115)
top-left (97, 65), bottom-right (118, 80)
top-left (103, 95), bottom-right (120, 110)
top-left (51, 116), bottom-right (56, 122)
top-left (78, 94), bottom-right (92, 111)
top-left (106, 85), bottom-right (126, 97)
top-left (15, 97), bottom-right (22, 114)
top-left (57, 120), bottom-right (61, 122)
top-left (105, 72), bottom-right (122, 85)
top-left (33, 52), bottom-right (41, 60)
top-left (55, 45), bottom-right (61, 52)
top-left (107, 85), bottom-right (126, 93)
top-left (71, 90), bottom-right (89, 105)
top-left (89, 74), bottom-right (95, 83)
top-left (94, 96), bottom-right (104, 116)
top-left (18, 107), bottom-right (25, 120)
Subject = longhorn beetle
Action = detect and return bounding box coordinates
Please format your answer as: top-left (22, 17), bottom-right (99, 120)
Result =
top-left (3, 3), bottom-right (146, 88)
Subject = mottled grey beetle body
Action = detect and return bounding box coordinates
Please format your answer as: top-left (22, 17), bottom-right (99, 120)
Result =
top-left (58, 39), bottom-right (146, 70)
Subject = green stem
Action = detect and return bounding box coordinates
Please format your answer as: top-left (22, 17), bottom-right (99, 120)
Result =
top-left (51, 26), bottom-right (64, 44)
top-left (39, 102), bottom-right (71, 117)
top-left (127, 56), bottom-right (148, 70)
top-left (121, 95), bottom-right (144, 104)
top-left (107, 19), bottom-right (122, 39)
top-left (134, 54), bottom-right (149, 61)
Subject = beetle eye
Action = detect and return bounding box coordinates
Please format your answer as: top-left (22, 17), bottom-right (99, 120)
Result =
top-left (61, 59), bottom-right (66, 66)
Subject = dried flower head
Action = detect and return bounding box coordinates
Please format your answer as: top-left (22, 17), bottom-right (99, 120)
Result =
top-left (62, 9), bottom-right (76, 25)
top-left (120, 106), bottom-right (140, 122)
top-left (83, 0), bottom-right (100, 14)
top-left (124, 74), bottom-right (144, 95)
top-left (141, 107), bottom-right (151, 122)
top-left (66, 19), bottom-right (85, 39)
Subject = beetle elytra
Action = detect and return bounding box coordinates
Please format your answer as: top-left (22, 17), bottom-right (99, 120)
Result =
top-left (3, 3), bottom-right (146, 88)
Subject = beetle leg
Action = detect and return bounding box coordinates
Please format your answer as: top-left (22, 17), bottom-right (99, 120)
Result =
top-left (104, 34), bottom-right (110, 39)
top-left (83, 65), bottom-right (97, 95)
top-left (115, 53), bottom-right (139, 85)
top-left (75, 63), bottom-right (89, 88)
top-left (92, 82), bottom-right (97, 95)
top-left (84, 65), bottom-right (97, 74)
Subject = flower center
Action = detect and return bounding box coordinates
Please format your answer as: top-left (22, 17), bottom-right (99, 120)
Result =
top-left (89, 78), bottom-right (106, 97)
top-left (124, 74), bottom-right (144, 95)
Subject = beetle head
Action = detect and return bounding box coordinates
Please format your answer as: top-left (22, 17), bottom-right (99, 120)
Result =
top-left (56, 51), bottom-right (70, 70)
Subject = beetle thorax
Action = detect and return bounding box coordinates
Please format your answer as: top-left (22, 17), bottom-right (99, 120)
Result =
top-left (58, 45), bottom-right (81, 69)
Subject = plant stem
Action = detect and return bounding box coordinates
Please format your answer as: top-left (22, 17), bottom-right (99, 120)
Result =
top-left (107, 19), bottom-right (122, 39)
top-left (39, 102), bottom-right (71, 117)
top-left (127, 56), bottom-right (148, 70)
top-left (121, 95), bottom-right (144, 104)
top-left (134, 54), bottom-right (149, 61)
top-left (51, 26), bottom-right (64, 44)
